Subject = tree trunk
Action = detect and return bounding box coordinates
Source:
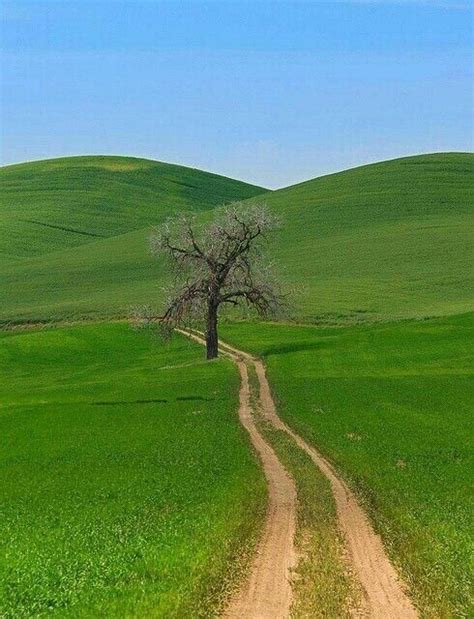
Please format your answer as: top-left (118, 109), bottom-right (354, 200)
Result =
top-left (206, 301), bottom-right (219, 359)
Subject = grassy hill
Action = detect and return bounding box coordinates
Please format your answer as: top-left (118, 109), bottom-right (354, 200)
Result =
top-left (268, 152), bottom-right (473, 321)
top-left (0, 155), bottom-right (267, 258)
top-left (1, 152), bottom-right (472, 323)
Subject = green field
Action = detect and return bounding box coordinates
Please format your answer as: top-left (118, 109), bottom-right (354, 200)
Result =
top-left (0, 323), bottom-right (265, 617)
top-left (267, 152), bottom-right (473, 321)
top-left (222, 313), bottom-right (474, 617)
top-left (0, 156), bottom-right (266, 258)
top-left (1, 151), bottom-right (473, 617)
top-left (1, 152), bottom-right (472, 323)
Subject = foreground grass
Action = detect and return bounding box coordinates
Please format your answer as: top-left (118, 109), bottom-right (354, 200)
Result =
top-left (222, 313), bottom-right (474, 618)
top-left (272, 428), bottom-right (356, 619)
top-left (246, 365), bottom-right (356, 618)
top-left (0, 323), bottom-right (265, 617)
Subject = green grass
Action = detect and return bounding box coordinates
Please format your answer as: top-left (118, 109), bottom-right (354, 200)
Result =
top-left (266, 152), bottom-right (473, 321)
top-left (0, 155), bottom-right (266, 258)
top-left (1, 227), bottom-right (167, 323)
top-left (1, 151), bottom-right (472, 616)
top-left (221, 313), bottom-right (474, 618)
top-left (1, 152), bottom-right (472, 323)
top-left (0, 323), bottom-right (266, 617)
top-left (246, 364), bottom-right (355, 618)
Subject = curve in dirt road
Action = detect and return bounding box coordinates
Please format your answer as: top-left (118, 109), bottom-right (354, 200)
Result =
top-left (178, 329), bottom-right (297, 619)
top-left (252, 359), bottom-right (418, 619)
top-left (180, 330), bottom-right (418, 619)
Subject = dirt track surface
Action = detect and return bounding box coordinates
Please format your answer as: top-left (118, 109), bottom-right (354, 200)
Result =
top-left (178, 330), bottom-right (297, 618)
top-left (180, 330), bottom-right (418, 619)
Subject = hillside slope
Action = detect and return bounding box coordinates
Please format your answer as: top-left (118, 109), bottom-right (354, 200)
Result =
top-left (1, 153), bottom-right (472, 323)
top-left (0, 156), bottom-right (267, 258)
top-left (267, 152), bottom-right (473, 321)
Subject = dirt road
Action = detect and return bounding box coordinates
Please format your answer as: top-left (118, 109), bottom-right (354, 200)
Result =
top-left (180, 330), bottom-right (417, 618)
top-left (179, 330), bottom-right (297, 618)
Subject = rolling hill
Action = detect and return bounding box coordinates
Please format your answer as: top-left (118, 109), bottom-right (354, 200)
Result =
top-left (0, 155), bottom-right (267, 258)
top-left (267, 152), bottom-right (473, 321)
top-left (1, 152), bottom-right (472, 323)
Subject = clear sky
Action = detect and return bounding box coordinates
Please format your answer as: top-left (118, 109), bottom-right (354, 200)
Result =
top-left (1, 0), bottom-right (473, 188)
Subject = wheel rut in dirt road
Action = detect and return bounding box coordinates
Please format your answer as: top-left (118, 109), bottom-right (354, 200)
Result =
top-left (180, 330), bottom-right (418, 619)
top-left (178, 330), bottom-right (297, 619)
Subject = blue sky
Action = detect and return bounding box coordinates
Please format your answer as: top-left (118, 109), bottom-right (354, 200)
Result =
top-left (1, 0), bottom-right (472, 187)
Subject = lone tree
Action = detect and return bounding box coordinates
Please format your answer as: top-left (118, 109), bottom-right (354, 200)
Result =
top-left (147, 202), bottom-right (281, 359)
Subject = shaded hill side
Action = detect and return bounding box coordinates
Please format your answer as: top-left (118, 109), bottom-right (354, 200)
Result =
top-left (0, 155), bottom-right (267, 258)
top-left (1, 152), bottom-right (472, 323)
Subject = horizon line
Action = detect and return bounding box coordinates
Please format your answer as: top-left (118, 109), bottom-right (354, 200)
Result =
top-left (1, 149), bottom-right (472, 191)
